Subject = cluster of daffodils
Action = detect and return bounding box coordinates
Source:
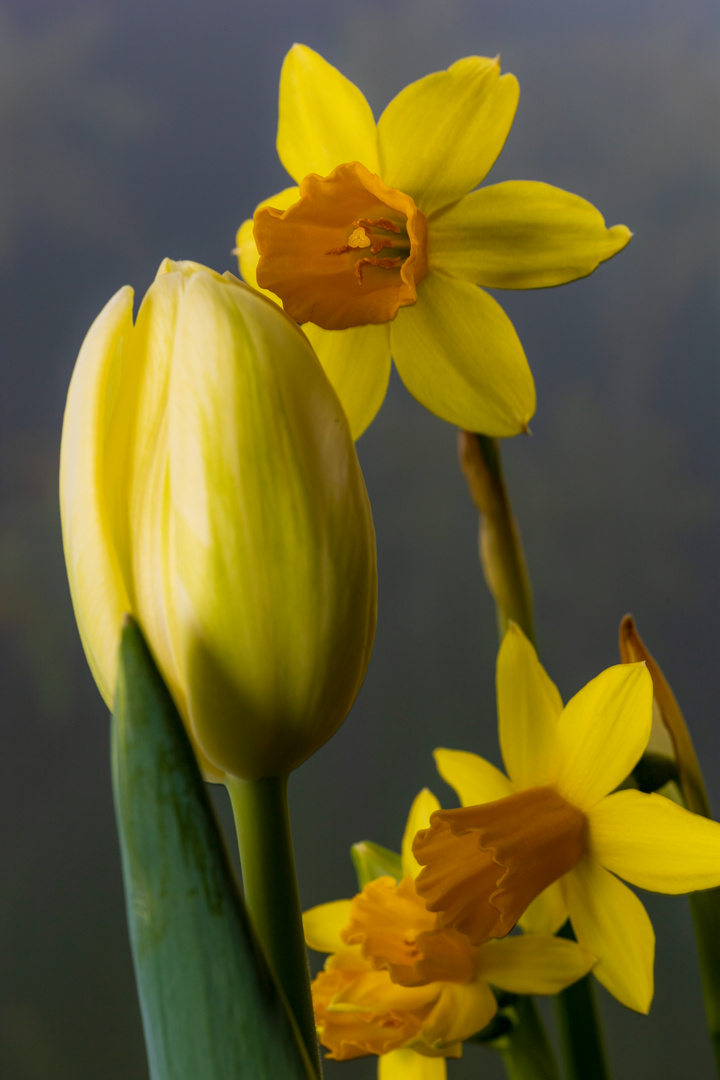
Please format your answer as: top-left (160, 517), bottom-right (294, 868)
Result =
top-left (305, 626), bottom-right (720, 1076)
top-left (304, 788), bottom-right (593, 1077)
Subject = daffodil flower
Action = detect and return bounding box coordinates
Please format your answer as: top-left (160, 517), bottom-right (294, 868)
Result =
top-left (303, 789), bottom-right (594, 1077)
top-left (237, 45), bottom-right (631, 439)
top-left (413, 624), bottom-right (720, 1013)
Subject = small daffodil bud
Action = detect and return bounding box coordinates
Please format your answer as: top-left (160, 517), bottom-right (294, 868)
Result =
top-left (60, 259), bottom-right (377, 781)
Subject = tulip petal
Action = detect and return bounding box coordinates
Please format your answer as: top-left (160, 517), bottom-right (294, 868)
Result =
top-left (477, 935), bottom-right (594, 995)
top-left (379, 1049), bottom-right (447, 1080)
top-left (430, 181), bottom-right (631, 288)
top-left (402, 788), bottom-right (441, 880)
top-left (589, 789), bottom-right (720, 893)
top-left (554, 662), bottom-right (653, 810)
top-left (390, 272), bottom-right (535, 436)
top-left (303, 322), bottom-right (391, 440)
top-left (303, 900), bottom-right (353, 953)
top-left (434, 748), bottom-right (513, 807)
top-left (563, 856), bottom-right (654, 1013)
top-left (496, 623), bottom-right (563, 787)
top-left (60, 285), bottom-right (135, 707)
top-left (277, 44), bottom-right (379, 183)
top-left (519, 881), bottom-right (568, 936)
top-left (378, 58), bottom-right (518, 216)
top-left (422, 979), bottom-right (497, 1046)
top-left (236, 186), bottom-right (299, 302)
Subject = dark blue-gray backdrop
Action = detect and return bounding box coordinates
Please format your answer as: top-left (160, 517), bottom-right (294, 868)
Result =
top-left (0, 0), bottom-right (718, 1076)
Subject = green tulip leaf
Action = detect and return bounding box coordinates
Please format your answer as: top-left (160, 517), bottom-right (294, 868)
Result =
top-left (112, 617), bottom-right (315, 1080)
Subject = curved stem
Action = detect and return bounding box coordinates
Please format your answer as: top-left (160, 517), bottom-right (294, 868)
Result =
top-left (226, 774), bottom-right (321, 1077)
top-left (458, 432), bottom-right (536, 645)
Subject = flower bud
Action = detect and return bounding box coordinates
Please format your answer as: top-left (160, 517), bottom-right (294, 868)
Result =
top-left (60, 259), bottom-right (377, 781)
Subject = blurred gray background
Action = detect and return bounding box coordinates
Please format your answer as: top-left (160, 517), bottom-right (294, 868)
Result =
top-left (0, 0), bottom-right (718, 1076)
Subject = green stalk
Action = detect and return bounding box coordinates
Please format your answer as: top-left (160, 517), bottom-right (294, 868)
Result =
top-left (498, 996), bottom-right (561, 1080)
top-left (690, 888), bottom-right (720, 1073)
top-left (459, 431), bottom-right (610, 1080)
top-left (458, 433), bottom-right (536, 645)
top-left (226, 775), bottom-right (321, 1077)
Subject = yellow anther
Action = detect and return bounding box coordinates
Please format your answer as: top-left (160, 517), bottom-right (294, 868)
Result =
top-left (347, 226), bottom-right (371, 249)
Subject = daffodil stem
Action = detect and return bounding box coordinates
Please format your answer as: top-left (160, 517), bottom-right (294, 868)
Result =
top-left (498, 996), bottom-right (561, 1080)
top-left (555, 924), bottom-right (609, 1080)
top-left (458, 432), bottom-right (536, 646)
top-left (226, 774), bottom-right (321, 1077)
top-left (690, 886), bottom-right (720, 1072)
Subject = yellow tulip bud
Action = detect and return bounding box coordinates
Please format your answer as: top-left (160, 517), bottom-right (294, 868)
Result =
top-left (60, 259), bottom-right (377, 781)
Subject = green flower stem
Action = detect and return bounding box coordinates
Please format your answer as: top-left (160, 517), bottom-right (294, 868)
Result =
top-left (497, 996), bottom-right (561, 1080)
top-left (226, 774), bottom-right (321, 1077)
top-left (556, 923), bottom-right (609, 1080)
top-left (459, 432), bottom-right (536, 645)
top-left (690, 888), bottom-right (720, 1073)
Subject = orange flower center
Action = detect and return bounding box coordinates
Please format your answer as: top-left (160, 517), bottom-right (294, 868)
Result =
top-left (413, 786), bottom-right (588, 946)
top-left (253, 161), bottom-right (428, 331)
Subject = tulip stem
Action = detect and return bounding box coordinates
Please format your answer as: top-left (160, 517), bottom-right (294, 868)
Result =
top-left (458, 432), bottom-right (536, 645)
top-left (226, 774), bottom-right (321, 1077)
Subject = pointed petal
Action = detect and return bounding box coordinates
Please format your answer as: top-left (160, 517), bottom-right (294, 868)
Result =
top-left (402, 789), bottom-right (441, 880)
top-left (519, 881), bottom-right (568, 935)
top-left (303, 900), bottom-right (353, 953)
top-left (391, 272), bottom-right (535, 436)
top-left (496, 623), bottom-right (563, 786)
top-left (378, 57), bottom-right (518, 215)
top-left (554, 662), bottom-right (653, 810)
top-left (563, 857), bottom-right (654, 1013)
top-left (589, 789), bottom-right (720, 893)
top-left (304, 322), bottom-right (391, 440)
top-left (422, 979), bottom-right (497, 1046)
top-left (277, 44), bottom-right (379, 183)
top-left (235, 186), bottom-right (299, 302)
top-left (379, 1049), bottom-right (447, 1080)
top-left (434, 748), bottom-right (513, 807)
top-left (477, 935), bottom-right (594, 995)
top-left (431, 181), bottom-right (631, 288)
top-left (60, 286), bottom-right (135, 706)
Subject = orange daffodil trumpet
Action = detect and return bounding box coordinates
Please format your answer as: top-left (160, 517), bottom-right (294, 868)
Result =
top-left (237, 45), bottom-right (631, 439)
top-left (60, 259), bottom-right (376, 782)
top-left (413, 624), bottom-right (720, 1013)
top-left (303, 789), bottom-right (594, 1077)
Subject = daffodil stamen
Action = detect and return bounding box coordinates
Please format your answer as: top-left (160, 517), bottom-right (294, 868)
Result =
top-left (414, 786), bottom-right (588, 946)
top-left (354, 255), bottom-right (403, 285)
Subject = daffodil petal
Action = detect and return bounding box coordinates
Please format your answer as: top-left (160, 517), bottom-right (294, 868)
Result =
top-left (477, 935), bottom-right (594, 995)
top-left (519, 881), bottom-right (568, 935)
top-left (430, 181), bottom-right (632, 288)
top-left (554, 662), bottom-right (653, 810)
top-left (391, 272), bottom-right (535, 436)
top-left (422, 980), bottom-right (497, 1046)
top-left (379, 1049), bottom-right (447, 1080)
top-left (589, 789), bottom-right (720, 893)
top-left (236, 186), bottom-right (299, 303)
top-left (303, 322), bottom-right (391, 440)
top-left (277, 44), bottom-right (379, 183)
top-left (563, 856), bottom-right (654, 1013)
top-left (378, 57), bottom-right (518, 215)
top-left (303, 900), bottom-right (353, 953)
top-left (496, 623), bottom-right (563, 787)
top-left (334, 971), bottom-right (439, 1013)
top-left (434, 748), bottom-right (513, 807)
top-left (402, 789), bottom-right (441, 880)
top-left (59, 286), bottom-right (135, 707)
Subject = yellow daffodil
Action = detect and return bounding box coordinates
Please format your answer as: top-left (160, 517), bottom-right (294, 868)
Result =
top-left (303, 789), bottom-right (594, 1077)
top-left (237, 44), bottom-right (631, 439)
top-left (60, 259), bottom-right (376, 782)
top-left (413, 624), bottom-right (720, 1013)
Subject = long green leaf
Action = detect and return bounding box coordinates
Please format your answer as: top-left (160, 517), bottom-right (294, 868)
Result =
top-left (112, 617), bottom-right (315, 1080)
